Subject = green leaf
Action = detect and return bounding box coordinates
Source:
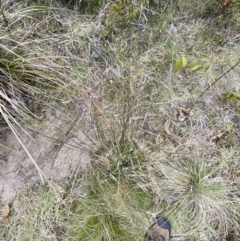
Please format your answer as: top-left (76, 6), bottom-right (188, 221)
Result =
top-left (190, 64), bottom-right (203, 71)
top-left (200, 57), bottom-right (209, 62)
top-left (182, 56), bottom-right (187, 67)
top-left (186, 60), bottom-right (198, 69)
top-left (174, 56), bottom-right (187, 72)
top-left (174, 58), bottom-right (183, 72)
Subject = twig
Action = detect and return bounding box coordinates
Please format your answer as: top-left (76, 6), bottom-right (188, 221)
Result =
top-left (188, 59), bottom-right (240, 113)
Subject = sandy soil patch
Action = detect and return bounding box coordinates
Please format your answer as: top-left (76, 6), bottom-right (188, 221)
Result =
top-left (0, 111), bottom-right (91, 203)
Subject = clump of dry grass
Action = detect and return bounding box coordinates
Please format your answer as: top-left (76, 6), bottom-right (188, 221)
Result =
top-left (135, 147), bottom-right (240, 240)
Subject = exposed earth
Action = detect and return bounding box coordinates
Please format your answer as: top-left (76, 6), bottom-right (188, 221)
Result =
top-left (0, 110), bottom-right (91, 203)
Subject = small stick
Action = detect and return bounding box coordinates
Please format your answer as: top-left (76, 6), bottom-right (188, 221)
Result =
top-left (188, 59), bottom-right (240, 113)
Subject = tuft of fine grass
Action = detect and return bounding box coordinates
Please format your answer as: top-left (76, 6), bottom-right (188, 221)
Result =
top-left (135, 148), bottom-right (240, 240)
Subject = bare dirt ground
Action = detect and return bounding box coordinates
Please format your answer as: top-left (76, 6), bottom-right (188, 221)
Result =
top-left (0, 110), bottom-right (91, 203)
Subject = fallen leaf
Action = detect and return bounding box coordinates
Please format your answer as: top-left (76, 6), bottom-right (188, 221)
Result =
top-left (180, 107), bottom-right (194, 116)
top-left (164, 121), bottom-right (180, 146)
top-left (209, 130), bottom-right (230, 145)
top-left (164, 120), bottom-right (173, 136)
top-left (2, 203), bottom-right (10, 218)
top-left (177, 107), bottom-right (194, 122)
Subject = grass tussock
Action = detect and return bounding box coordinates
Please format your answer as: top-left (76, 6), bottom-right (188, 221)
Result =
top-left (1, 0), bottom-right (240, 241)
top-left (140, 149), bottom-right (240, 240)
top-left (0, 2), bottom-right (94, 128)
